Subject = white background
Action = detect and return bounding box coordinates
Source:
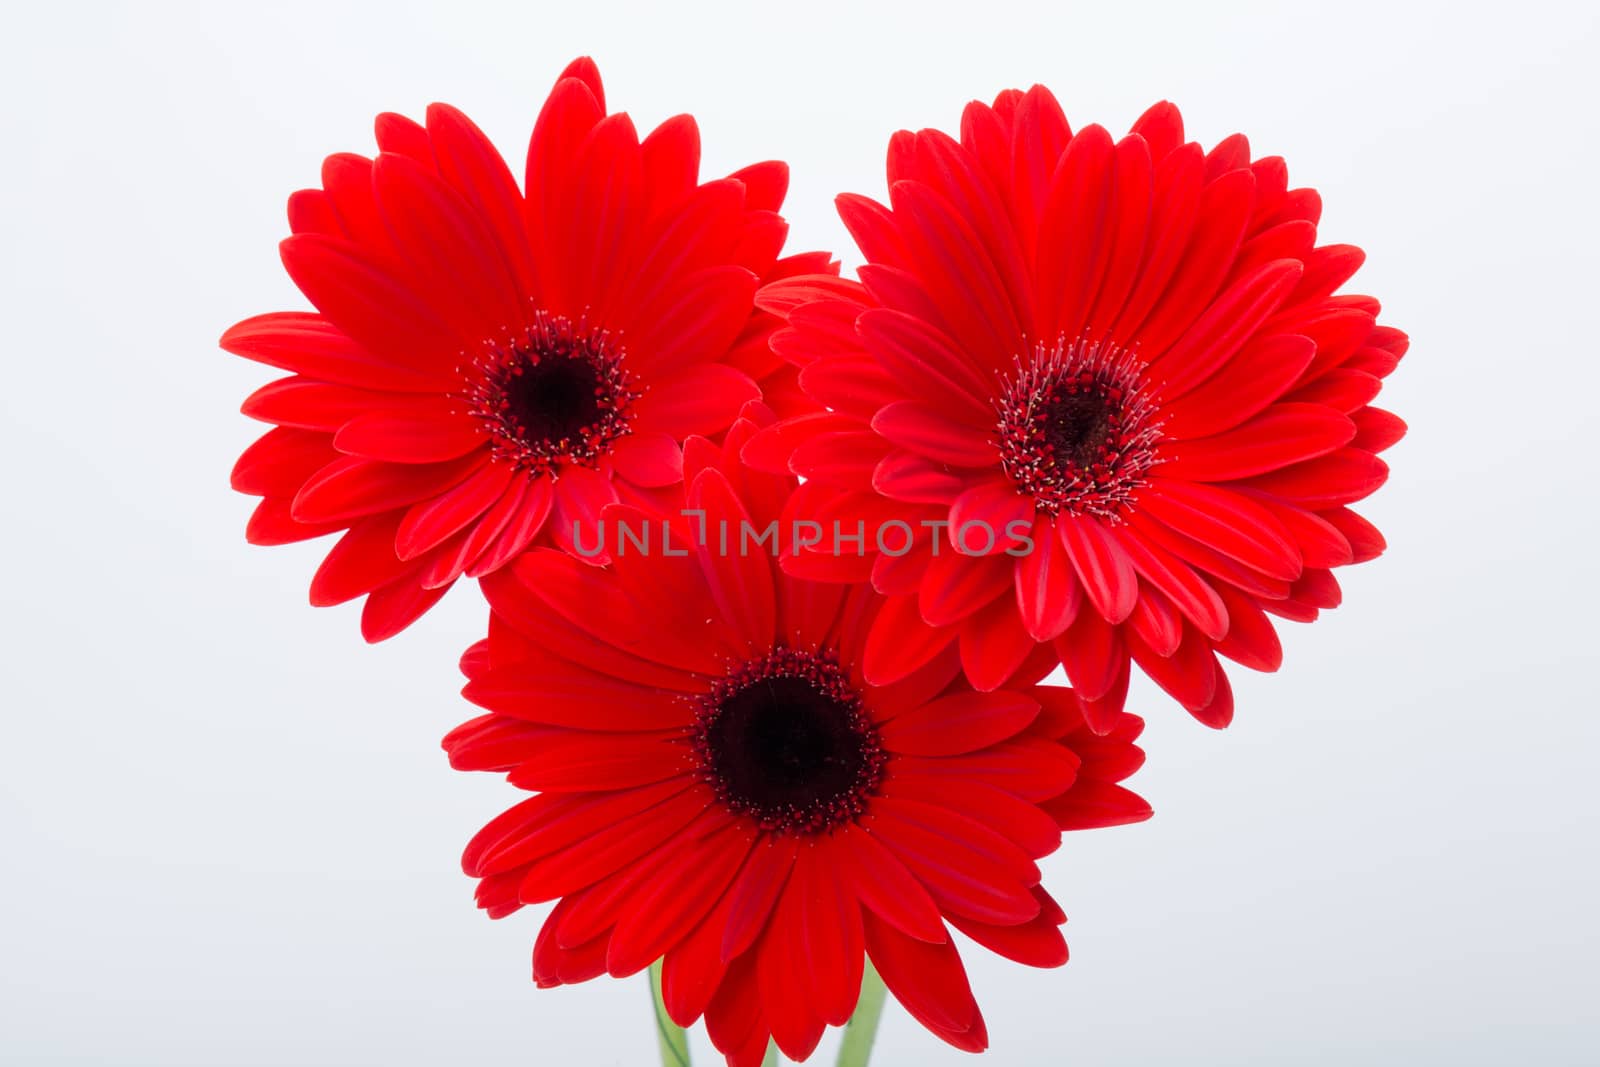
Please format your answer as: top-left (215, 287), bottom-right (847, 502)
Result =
top-left (3, 1), bottom-right (1596, 1064)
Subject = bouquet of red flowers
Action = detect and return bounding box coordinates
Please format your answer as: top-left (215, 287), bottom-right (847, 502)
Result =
top-left (222, 56), bottom-right (1404, 1067)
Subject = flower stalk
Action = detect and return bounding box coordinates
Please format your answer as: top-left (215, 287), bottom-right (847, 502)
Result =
top-left (649, 959), bottom-right (692, 1067)
top-left (835, 962), bottom-right (887, 1067)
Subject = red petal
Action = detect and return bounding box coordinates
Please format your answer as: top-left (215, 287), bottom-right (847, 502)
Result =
top-left (395, 462), bottom-right (514, 560)
top-left (690, 469), bottom-right (776, 650)
top-left (660, 876), bottom-right (736, 1027)
top-left (1151, 259), bottom-right (1303, 396)
top-left (918, 545), bottom-right (1013, 627)
top-left (231, 427), bottom-right (339, 497)
top-left (608, 432), bottom-right (683, 487)
top-left (1162, 333), bottom-right (1317, 440)
top-left (946, 898), bottom-right (1068, 968)
top-left (1128, 626), bottom-right (1219, 714)
top-left (1130, 101), bottom-right (1185, 161)
top-left (1137, 480), bottom-right (1302, 581)
top-left (333, 405), bottom-right (484, 463)
top-left (855, 309), bottom-right (994, 421)
top-left (705, 955), bottom-right (769, 1067)
top-left (606, 824), bottom-right (752, 977)
top-left (548, 466), bottom-right (619, 562)
top-left (1130, 168), bottom-right (1254, 357)
top-left (1212, 583), bottom-right (1284, 672)
top-left (1286, 368), bottom-right (1382, 412)
top-left (1239, 448), bottom-right (1389, 508)
top-left (1008, 85), bottom-right (1073, 268)
top-left (632, 364), bottom-right (761, 438)
top-left (463, 661), bottom-right (691, 733)
top-left (1191, 663), bottom-right (1235, 728)
top-left (278, 233), bottom-right (461, 372)
top-left (1109, 144), bottom-right (1203, 340)
top-left (883, 773), bottom-right (1061, 859)
top-left (463, 781), bottom-right (680, 877)
top-left (863, 594), bottom-right (957, 686)
top-left (1351, 407), bottom-right (1407, 453)
top-left (722, 836), bottom-right (799, 962)
top-left (836, 826), bottom-right (947, 943)
top-left (948, 481), bottom-right (1035, 555)
top-left (867, 799), bottom-right (1040, 925)
top-left (789, 431), bottom-right (891, 489)
top-left (309, 513), bottom-right (409, 606)
top-left (1076, 657), bottom-right (1131, 733)
top-left (893, 740), bottom-right (1079, 802)
top-left (1014, 516), bottom-right (1081, 641)
top-left (426, 103), bottom-right (539, 301)
top-left (507, 731), bottom-right (683, 793)
top-left (1037, 124), bottom-right (1116, 339)
top-left (740, 412), bottom-right (857, 474)
top-left (245, 496), bottom-right (342, 545)
top-left (485, 560), bottom-right (712, 686)
top-left (1158, 403), bottom-right (1355, 482)
top-left (1111, 526), bottom-right (1228, 640)
top-left (796, 841), bottom-right (865, 1026)
top-left (1057, 514), bottom-right (1138, 623)
top-left (759, 878), bottom-right (826, 1060)
top-left (467, 476), bottom-right (554, 577)
top-left (1045, 779), bottom-right (1155, 830)
top-left (292, 453), bottom-right (481, 524)
top-left (241, 377), bottom-right (403, 432)
top-left (1248, 495), bottom-right (1354, 568)
top-left (360, 571), bottom-right (450, 641)
top-left (1320, 506), bottom-right (1386, 562)
top-left (627, 264), bottom-right (758, 377)
top-left (797, 355), bottom-right (901, 419)
top-left (880, 689), bottom-right (1040, 756)
top-left (515, 786), bottom-right (704, 902)
top-left (1127, 584), bottom-right (1183, 656)
top-left (873, 452), bottom-right (972, 504)
top-left (1053, 607), bottom-right (1125, 703)
top-left (863, 911), bottom-right (986, 1049)
top-left (370, 151), bottom-right (524, 337)
top-left (885, 179), bottom-right (1021, 373)
top-left (959, 594), bottom-right (1039, 691)
top-left (871, 401), bottom-right (996, 466)
top-left (221, 311), bottom-right (446, 392)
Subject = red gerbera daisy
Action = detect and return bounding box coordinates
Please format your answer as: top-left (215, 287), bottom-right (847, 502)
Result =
top-left (750, 88), bottom-right (1406, 728)
top-left (444, 420), bottom-right (1150, 1065)
top-left (224, 56), bottom-right (830, 640)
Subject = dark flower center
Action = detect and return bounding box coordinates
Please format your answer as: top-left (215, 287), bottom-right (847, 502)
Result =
top-left (464, 313), bottom-right (636, 473)
top-left (1041, 390), bottom-right (1116, 469)
top-left (997, 338), bottom-right (1162, 518)
top-left (692, 649), bottom-right (884, 834)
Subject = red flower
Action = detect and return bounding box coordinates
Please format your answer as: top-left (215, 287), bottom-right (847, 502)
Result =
top-left (751, 88), bottom-right (1407, 728)
top-left (444, 422), bottom-right (1150, 1065)
top-left (224, 57), bottom-right (830, 640)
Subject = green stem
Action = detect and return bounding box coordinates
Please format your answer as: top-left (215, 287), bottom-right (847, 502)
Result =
top-left (835, 962), bottom-right (888, 1067)
top-left (761, 1040), bottom-right (780, 1066)
top-left (648, 959), bottom-right (692, 1067)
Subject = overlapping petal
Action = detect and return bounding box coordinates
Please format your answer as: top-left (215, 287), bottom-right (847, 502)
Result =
top-left (225, 57), bottom-right (830, 639)
top-left (446, 448), bottom-right (1150, 1064)
top-left (757, 87), bottom-right (1406, 726)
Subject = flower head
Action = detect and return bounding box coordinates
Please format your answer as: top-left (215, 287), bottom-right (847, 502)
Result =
top-left (225, 57), bottom-right (828, 639)
top-left (445, 420), bottom-right (1150, 1065)
top-left (752, 89), bottom-right (1406, 728)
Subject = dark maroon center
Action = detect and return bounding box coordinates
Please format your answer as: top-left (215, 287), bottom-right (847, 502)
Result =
top-left (1040, 388), bottom-right (1117, 471)
top-left (498, 349), bottom-right (606, 448)
top-left (693, 650), bottom-right (883, 834)
top-left (997, 339), bottom-right (1162, 518)
top-left (464, 313), bottom-right (634, 474)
